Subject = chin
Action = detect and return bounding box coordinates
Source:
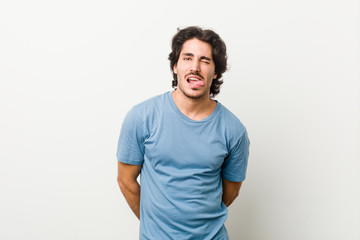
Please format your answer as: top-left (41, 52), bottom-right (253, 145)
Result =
top-left (183, 89), bottom-right (208, 99)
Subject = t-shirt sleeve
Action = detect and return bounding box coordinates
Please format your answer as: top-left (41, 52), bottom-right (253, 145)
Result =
top-left (116, 107), bottom-right (146, 165)
top-left (222, 129), bottom-right (250, 182)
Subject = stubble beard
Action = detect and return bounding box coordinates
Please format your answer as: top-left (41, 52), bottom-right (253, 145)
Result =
top-left (177, 75), bottom-right (211, 100)
top-left (177, 83), bottom-right (209, 100)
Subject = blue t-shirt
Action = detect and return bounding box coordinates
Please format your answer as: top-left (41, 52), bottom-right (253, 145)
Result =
top-left (117, 91), bottom-right (250, 240)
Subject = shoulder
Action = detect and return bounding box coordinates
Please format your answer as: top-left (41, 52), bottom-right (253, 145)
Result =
top-left (128, 92), bottom-right (169, 117)
top-left (218, 103), bottom-right (247, 136)
top-left (123, 92), bottom-right (169, 132)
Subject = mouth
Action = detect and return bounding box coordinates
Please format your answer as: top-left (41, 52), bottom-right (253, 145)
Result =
top-left (186, 75), bottom-right (204, 88)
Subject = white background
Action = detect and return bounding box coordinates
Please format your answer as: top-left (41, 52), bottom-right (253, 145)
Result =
top-left (0, 0), bottom-right (359, 239)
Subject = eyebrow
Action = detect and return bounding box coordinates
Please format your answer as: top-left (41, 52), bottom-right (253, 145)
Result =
top-left (182, 53), bottom-right (212, 61)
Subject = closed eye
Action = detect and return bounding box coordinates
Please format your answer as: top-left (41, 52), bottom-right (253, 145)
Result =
top-left (200, 56), bottom-right (211, 64)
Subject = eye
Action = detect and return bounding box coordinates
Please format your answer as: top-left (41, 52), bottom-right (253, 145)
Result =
top-left (184, 57), bottom-right (191, 61)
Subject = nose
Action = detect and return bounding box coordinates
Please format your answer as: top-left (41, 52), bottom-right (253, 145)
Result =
top-left (190, 59), bottom-right (200, 73)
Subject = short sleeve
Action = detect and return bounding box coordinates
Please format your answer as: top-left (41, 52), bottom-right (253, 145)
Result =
top-left (222, 129), bottom-right (250, 182)
top-left (116, 107), bottom-right (146, 165)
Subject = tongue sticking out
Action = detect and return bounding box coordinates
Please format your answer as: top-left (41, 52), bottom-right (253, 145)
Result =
top-left (188, 79), bottom-right (204, 88)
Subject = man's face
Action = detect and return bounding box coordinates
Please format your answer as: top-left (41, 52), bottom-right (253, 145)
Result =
top-left (174, 38), bottom-right (217, 99)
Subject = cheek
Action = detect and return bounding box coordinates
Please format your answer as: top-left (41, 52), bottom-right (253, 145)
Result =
top-left (207, 71), bottom-right (216, 81)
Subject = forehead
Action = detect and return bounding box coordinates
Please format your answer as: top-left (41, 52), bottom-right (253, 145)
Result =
top-left (180, 38), bottom-right (213, 57)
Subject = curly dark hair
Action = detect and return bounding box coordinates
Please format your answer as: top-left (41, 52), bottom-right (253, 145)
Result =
top-left (168, 26), bottom-right (228, 98)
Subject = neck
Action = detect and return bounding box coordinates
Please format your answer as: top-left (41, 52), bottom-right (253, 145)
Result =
top-left (172, 89), bottom-right (216, 121)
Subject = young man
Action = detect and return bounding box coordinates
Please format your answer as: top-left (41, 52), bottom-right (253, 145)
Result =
top-left (116, 26), bottom-right (250, 240)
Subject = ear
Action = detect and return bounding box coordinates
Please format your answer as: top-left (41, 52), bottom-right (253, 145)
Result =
top-left (173, 64), bottom-right (178, 74)
top-left (214, 73), bottom-right (217, 79)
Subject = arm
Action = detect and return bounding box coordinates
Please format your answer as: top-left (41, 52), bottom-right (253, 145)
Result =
top-left (222, 178), bottom-right (243, 207)
top-left (117, 161), bottom-right (142, 219)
